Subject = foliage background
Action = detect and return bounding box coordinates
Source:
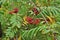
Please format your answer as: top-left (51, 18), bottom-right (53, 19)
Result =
top-left (0, 0), bottom-right (60, 40)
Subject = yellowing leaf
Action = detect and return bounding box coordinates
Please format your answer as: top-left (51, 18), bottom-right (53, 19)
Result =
top-left (36, 0), bottom-right (40, 6)
top-left (23, 21), bottom-right (28, 25)
top-left (36, 0), bottom-right (39, 3)
top-left (47, 16), bottom-right (55, 24)
top-left (0, 8), bottom-right (2, 10)
top-left (18, 36), bottom-right (21, 40)
top-left (23, 15), bottom-right (27, 22)
top-left (22, 24), bottom-right (25, 26)
top-left (23, 15), bottom-right (28, 25)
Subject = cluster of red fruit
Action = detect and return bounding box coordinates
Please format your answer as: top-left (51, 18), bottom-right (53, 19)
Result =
top-left (9, 8), bottom-right (18, 14)
top-left (32, 7), bottom-right (39, 15)
top-left (25, 7), bottom-right (40, 25)
top-left (26, 16), bottom-right (40, 25)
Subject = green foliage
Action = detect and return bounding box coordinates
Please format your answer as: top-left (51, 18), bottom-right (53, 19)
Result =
top-left (0, 0), bottom-right (60, 40)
